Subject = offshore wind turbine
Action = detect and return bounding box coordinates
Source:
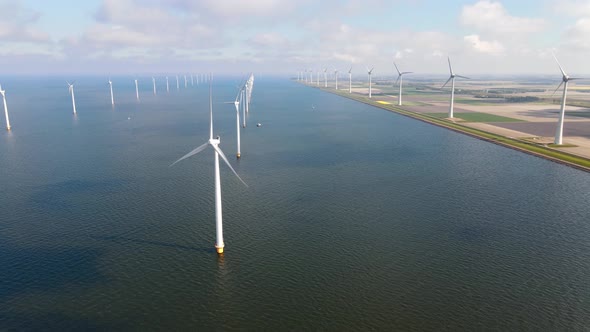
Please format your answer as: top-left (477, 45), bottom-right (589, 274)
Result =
top-left (225, 87), bottom-right (243, 158)
top-left (152, 77), bottom-right (157, 95)
top-left (184, 75), bottom-right (188, 88)
top-left (171, 76), bottom-right (248, 255)
top-left (67, 81), bottom-right (77, 114)
top-left (241, 88), bottom-right (246, 128)
top-left (317, 70), bottom-right (320, 86)
top-left (442, 57), bottom-right (469, 118)
top-left (552, 54), bottom-right (582, 145)
top-left (367, 67), bottom-right (374, 98)
top-left (176, 75), bottom-right (180, 90)
top-left (0, 85), bottom-right (11, 130)
top-left (191, 74), bottom-right (194, 86)
top-left (348, 66), bottom-right (352, 93)
top-left (334, 69), bottom-right (339, 90)
top-left (134, 79), bottom-right (140, 101)
top-left (394, 62), bottom-right (412, 106)
top-left (323, 68), bottom-right (328, 88)
top-left (166, 76), bottom-right (170, 93)
top-left (245, 73), bottom-right (254, 115)
top-left (108, 78), bottom-right (114, 106)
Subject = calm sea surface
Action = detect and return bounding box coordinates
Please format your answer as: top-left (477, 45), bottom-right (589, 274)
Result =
top-left (1, 76), bottom-right (589, 330)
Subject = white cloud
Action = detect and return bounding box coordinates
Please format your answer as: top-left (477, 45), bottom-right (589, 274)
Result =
top-left (464, 34), bottom-right (505, 54)
top-left (0, 1), bottom-right (50, 42)
top-left (561, 18), bottom-right (590, 51)
top-left (461, 1), bottom-right (545, 36)
top-left (554, 0), bottom-right (590, 17)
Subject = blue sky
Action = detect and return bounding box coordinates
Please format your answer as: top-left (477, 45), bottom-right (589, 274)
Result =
top-left (1, 0), bottom-right (589, 76)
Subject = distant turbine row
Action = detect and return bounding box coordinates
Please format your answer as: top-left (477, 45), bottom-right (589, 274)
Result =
top-left (297, 54), bottom-right (582, 146)
top-left (63, 75), bottom-right (205, 116)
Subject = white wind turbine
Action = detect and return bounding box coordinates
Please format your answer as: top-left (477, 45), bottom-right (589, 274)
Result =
top-left (245, 73), bottom-right (254, 115)
top-left (67, 81), bottom-right (77, 114)
top-left (184, 75), bottom-right (188, 88)
top-left (317, 70), bottom-right (320, 86)
top-left (176, 75), bottom-right (180, 90)
top-left (334, 69), bottom-right (339, 90)
top-left (191, 74), bottom-right (194, 86)
top-left (394, 62), bottom-right (412, 106)
top-left (171, 76), bottom-right (248, 255)
top-left (108, 78), bottom-right (114, 106)
top-left (241, 88), bottom-right (247, 128)
top-left (552, 54), bottom-right (582, 145)
top-left (323, 68), bottom-right (328, 88)
top-left (442, 57), bottom-right (469, 119)
top-left (134, 79), bottom-right (140, 101)
top-left (166, 76), bottom-right (170, 93)
top-left (152, 77), bottom-right (157, 95)
top-left (348, 66), bottom-right (352, 93)
top-left (0, 85), bottom-right (11, 130)
top-left (225, 87), bottom-right (243, 158)
top-left (367, 67), bottom-right (374, 98)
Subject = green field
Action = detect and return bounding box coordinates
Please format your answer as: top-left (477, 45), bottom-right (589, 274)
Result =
top-left (427, 112), bottom-right (524, 123)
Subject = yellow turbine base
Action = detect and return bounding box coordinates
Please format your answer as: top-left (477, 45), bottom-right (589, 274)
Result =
top-left (216, 246), bottom-right (224, 254)
top-left (237, 153), bottom-right (241, 159)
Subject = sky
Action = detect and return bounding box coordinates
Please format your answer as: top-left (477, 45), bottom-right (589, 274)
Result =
top-left (1, 0), bottom-right (590, 76)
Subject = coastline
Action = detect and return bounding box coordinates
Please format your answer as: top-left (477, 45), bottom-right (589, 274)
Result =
top-left (301, 82), bottom-right (590, 173)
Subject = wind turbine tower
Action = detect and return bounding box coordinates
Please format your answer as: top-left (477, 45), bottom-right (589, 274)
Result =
top-left (176, 75), bottom-right (180, 90)
top-left (334, 69), bottom-right (339, 90)
top-left (226, 88), bottom-right (243, 158)
top-left (166, 76), bottom-right (170, 93)
top-left (171, 76), bottom-right (248, 255)
top-left (552, 55), bottom-right (582, 145)
top-left (134, 79), bottom-right (140, 101)
top-left (108, 78), bottom-right (114, 106)
top-left (394, 62), bottom-right (412, 106)
top-left (0, 85), bottom-right (11, 130)
top-left (442, 57), bottom-right (469, 118)
top-left (152, 77), bottom-right (157, 95)
top-left (324, 68), bottom-right (328, 88)
top-left (67, 81), bottom-right (77, 114)
top-left (367, 67), bottom-right (374, 98)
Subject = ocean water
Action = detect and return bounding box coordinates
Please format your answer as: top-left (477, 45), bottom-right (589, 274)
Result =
top-left (1, 76), bottom-right (590, 330)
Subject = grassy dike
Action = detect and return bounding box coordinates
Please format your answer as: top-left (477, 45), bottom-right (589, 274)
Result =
top-left (305, 83), bottom-right (590, 172)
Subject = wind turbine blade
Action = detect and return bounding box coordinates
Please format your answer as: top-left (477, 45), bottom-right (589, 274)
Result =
top-left (209, 75), bottom-right (213, 140)
top-left (395, 75), bottom-right (401, 86)
top-left (394, 62), bottom-right (401, 75)
top-left (441, 77), bottom-right (452, 88)
top-left (370, 67), bottom-right (374, 74)
top-left (552, 54), bottom-right (568, 77)
top-left (401, 71), bottom-right (413, 75)
top-left (212, 145), bottom-right (248, 187)
top-left (447, 57), bottom-right (453, 75)
top-left (456, 75), bottom-right (470, 79)
top-left (170, 142), bottom-right (209, 167)
top-left (569, 77), bottom-right (584, 80)
top-left (552, 82), bottom-right (564, 95)
top-left (348, 66), bottom-right (352, 73)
